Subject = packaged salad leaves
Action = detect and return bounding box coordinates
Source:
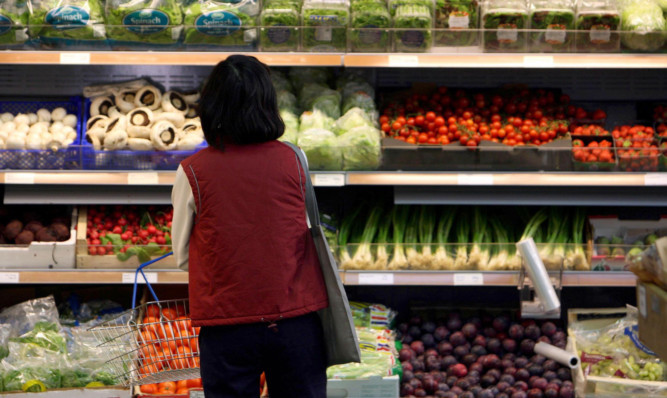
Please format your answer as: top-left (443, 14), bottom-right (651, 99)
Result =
top-left (349, 0), bottom-right (391, 52)
top-left (434, 0), bottom-right (479, 46)
top-left (301, 0), bottom-right (349, 51)
top-left (574, 0), bottom-right (620, 52)
top-left (394, 3), bottom-right (433, 52)
top-left (105, 0), bottom-right (183, 47)
top-left (619, 0), bottom-right (665, 52)
top-left (388, 0), bottom-right (434, 16)
top-left (183, 0), bottom-right (259, 49)
top-left (482, 0), bottom-right (528, 52)
top-left (28, 0), bottom-right (106, 48)
top-left (260, 0), bottom-right (300, 51)
top-left (0, 0), bottom-right (28, 48)
top-left (529, 0), bottom-right (574, 52)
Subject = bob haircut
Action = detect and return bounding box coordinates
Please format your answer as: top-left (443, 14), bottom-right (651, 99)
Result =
top-left (198, 55), bottom-right (284, 150)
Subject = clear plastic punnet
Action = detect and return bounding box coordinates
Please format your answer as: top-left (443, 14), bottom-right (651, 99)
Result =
top-left (0, 0), bottom-right (28, 48)
top-left (575, 0), bottom-right (620, 52)
top-left (482, 0), bottom-right (528, 52)
top-left (393, 2), bottom-right (434, 52)
top-left (434, 0), bottom-right (480, 47)
top-left (260, 0), bottom-right (301, 51)
top-left (529, 0), bottom-right (575, 52)
top-left (618, 0), bottom-right (665, 52)
top-left (301, 0), bottom-right (350, 52)
top-left (349, 0), bottom-right (391, 52)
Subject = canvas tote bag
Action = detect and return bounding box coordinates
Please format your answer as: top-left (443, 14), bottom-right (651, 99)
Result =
top-left (284, 142), bottom-right (361, 367)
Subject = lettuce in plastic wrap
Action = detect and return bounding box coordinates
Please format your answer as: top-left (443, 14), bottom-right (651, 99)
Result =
top-left (620, 0), bottom-right (665, 51)
top-left (272, 70), bottom-right (294, 92)
top-left (334, 107), bottom-right (374, 135)
top-left (2, 365), bottom-right (63, 391)
top-left (105, 0), bottom-right (182, 45)
top-left (28, 0), bottom-right (105, 43)
top-left (183, 0), bottom-right (259, 48)
top-left (300, 83), bottom-right (342, 119)
top-left (279, 110), bottom-right (299, 143)
top-left (9, 321), bottom-right (66, 354)
top-left (342, 92), bottom-right (377, 116)
top-left (299, 109), bottom-right (335, 132)
top-left (0, 0), bottom-right (28, 46)
top-left (339, 125), bottom-right (381, 170)
top-left (289, 67), bottom-right (330, 92)
top-left (278, 90), bottom-right (299, 114)
top-left (297, 128), bottom-right (342, 170)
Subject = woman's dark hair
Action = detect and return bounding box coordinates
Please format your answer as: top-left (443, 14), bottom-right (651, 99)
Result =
top-left (198, 55), bottom-right (284, 149)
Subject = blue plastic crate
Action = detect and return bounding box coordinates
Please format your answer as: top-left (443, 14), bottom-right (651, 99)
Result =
top-left (81, 98), bottom-right (205, 170)
top-left (0, 97), bottom-right (83, 170)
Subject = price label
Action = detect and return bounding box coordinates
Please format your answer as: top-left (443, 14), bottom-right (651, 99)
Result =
top-left (128, 172), bottom-right (159, 185)
top-left (313, 173), bottom-right (345, 186)
top-left (457, 174), bottom-right (493, 185)
top-left (358, 273), bottom-right (394, 285)
top-left (638, 284), bottom-right (647, 318)
top-left (644, 173), bottom-right (667, 186)
top-left (190, 391), bottom-right (205, 398)
top-left (388, 55), bottom-right (419, 67)
top-left (0, 272), bottom-right (19, 283)
top-left (523, 56), bottom-right (555, 68)
top-left (59, 52), bottom-right (91, 64)
top-left (4, 173), bottom-right (35, 184)
top-left (122, 272), bottom-right (158, 284)
top-left (453, 273), bottom-right (484, 285)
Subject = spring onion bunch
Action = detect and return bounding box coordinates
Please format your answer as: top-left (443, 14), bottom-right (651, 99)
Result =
top-left (453, 212), bottom-right (470, 270)
top-left (348, 206), bottom-right (385, 270)
top-left (432, 207), bottom-right (456, 270)
top-left (467, 207), bottom-right (489, 270)
top-left (515, 208), bottom-right (549, 269)
top-left (415, 206), bottom-right (437, 269)
top-left (387, 206), bottom-right (410, 270)
top-left (566, 208), bottom-right (589, 270)
top-left (487, 217), bottom-right (510, 270)
top-left (538, 208), bottom-right (568, 270)
top-left (372, 214), bottom-right (393, 270)
top-left (405, 221), bottom-right (420, 269)
top-left (338, 206), bottom-right (363, 270)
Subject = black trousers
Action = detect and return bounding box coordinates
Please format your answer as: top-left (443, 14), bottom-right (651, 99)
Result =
top-left (198, 311), bottom-right (327, 398)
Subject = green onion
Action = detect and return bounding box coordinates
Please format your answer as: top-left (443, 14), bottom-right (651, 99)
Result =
top-left (371, 209), bottom-right (392, 270)
top-left (432, 207), bottom-right (456, 270)
top-left (416, 206), bottom-right (437, 269)
top-left (387, 206), bottom-right (410, 270)
top-left (349, 205), bottom-right (385, 270)
top-left (453, 210), bottom-right (470, 270)
top-left (338, 206), bottom-right (363, 270)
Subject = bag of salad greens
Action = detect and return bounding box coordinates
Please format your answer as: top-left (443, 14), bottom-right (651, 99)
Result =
top-left (0, 0), bottom-right (28, 47)
top-left (28, 0), bottom-right (105, 46)
top-left (105, 0), bottom-right (183, 46)
top-left (183, 0), bottom-right (259, 49)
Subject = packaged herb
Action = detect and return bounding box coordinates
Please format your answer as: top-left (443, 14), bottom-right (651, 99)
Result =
top-left (350, 0), bottom-right (390, 51)
top-left (388, 0), bottom-right (434, 16)
top-left (0, 0), bottom-right (28, 47)
top-left (28, 0), bottom-right (106, 47)
top-left (574, 0), bottom-right (620, 52)
top-left (529, 0), bottom-right (574, 52)
top-left (260, 0), bottom-right (300, 51)
top-left (394, 3), bottom-right (433, 52)
top-left (184, 0), bottom-right (259, 49)
top-left (482, 0), bottom-right (528, 52)
top-left (105, 0), bottom-right (182, 47)
top-left (301, 0), bottom-right (349, 51)
top-left (434, 0), bottom-right (479, 46)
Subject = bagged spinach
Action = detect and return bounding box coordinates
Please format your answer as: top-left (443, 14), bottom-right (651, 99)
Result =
top-left (260, 0), bottom-right (300, 51)
top-left (394, 3), bottom-right (433, 52)
top-left (0, 0), bottom-right (28, 47)
top-left (574, 0), bottom-right (620, 52)
top-left (482, 0), bottom-right (528, 52)
top-left (28, 0), bottom-right (105, 46)
top-left (184, 0), bottom-right (259, 49)
top-left (529, 0), bottom-right (574, 52)
top-left (301, 0), bottom-right (349, 52)
top-left (435, 0), bottom-right (479, 46)
top-left (105, 0), bottom-right (183, 46)
top-left (350, 0), bottom-right (390, 52)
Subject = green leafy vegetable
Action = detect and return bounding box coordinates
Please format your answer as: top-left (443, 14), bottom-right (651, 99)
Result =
top-left (339, 125), bottom-right (381, 170)
top-left (334, 107), bottom-right (374, 135)
top-left (105, 0), bottom-right (182, 45)
top-left (279, 109), bottom-right (299, 143)
top-left (435, 0), bottom-right (478, 46)
top-left (28, 0), bottom-right (106, 44)
top-left (301, 1), bottom-right (349, 52)
top-left (2, 367), bottom-right (62, 392)
top-left (394, 4), bottom-right (433, 52)
top-left (529, 0), bottom-right (574, 52)
top-left (482, 0), bottom-right (527, 51)
top-left (350, 0), bottom-right (390, 52)
top-left (260, 0), bottom-right (299, 51)
top-left (620, 0), bottom-right (665, 52)
top-left (299, 109), bottom-right (335, 132)
top-left (574, 0), bottom-right (621, 52)
top-left (9, 322), bottom-right (66, 353)
top-left (297, 128), bottom-right (342, 170)
top-left (183, 0), bottom-right (257, 48)
top-left (0, 0), bottom-right (28, 46)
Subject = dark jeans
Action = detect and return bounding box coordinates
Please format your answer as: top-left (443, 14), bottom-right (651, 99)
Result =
top-left (198, 311), bottom-right (327, 398)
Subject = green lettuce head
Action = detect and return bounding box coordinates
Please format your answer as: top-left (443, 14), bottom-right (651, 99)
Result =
top-left (28, 0), bottom-right (105, 42)
top-left (0, 0), bottom-right (28, 46)
top-left (279, 110), bottom-right (299, 143)
top-left (183, 0), bottom-right (258, 48)
top-left (299, 83), bottom-right (342, 119)
top-left (2, 367), bottom-right (62, 392)
top-left (105, 0), bottom-right (183, 44)
top-left (333, 107), bottom-right (374, 135)
top-left (277, 89), bottom-right (299, 114)
top-left (339, 125), bottom-right (381, 170)
top-left (297, 128), bottom-right (342, 170)
top-left (620, 0), bottom-right (665, 51)
top-left (299, 109), bottom-right (335, 132)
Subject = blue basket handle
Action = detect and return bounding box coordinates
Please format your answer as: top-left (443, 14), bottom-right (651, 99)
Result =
top-left (131, 251), bottom-right (174, 310)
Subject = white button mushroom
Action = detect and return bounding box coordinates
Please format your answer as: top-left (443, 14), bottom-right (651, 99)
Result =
top-left (1, 121), bottom-right (16, 133)
top-left (26, 134), bottom-right (43, 150)
top-left (6, 133), bottom-right (26, 149)
top-left (51, 107), bottom-right (67, 122)
top-left (62, 114), bottom-right (77, 129)
top-left (104, 129), bottom-right (129, 150)
top-left (62, 126), bottom-right (77, 141)
top-left (0, 112), bottom-right (14, 123)
top-left (14, 114), bottom-right (30, 126)
top-left (15, 123), bottom-right (29, 134)
top-left (49, 121), bottom-right (64, 134)
top-left (29, 123), bottom-right (47, 136)
top-left (27, 113), bottom-right (38, 125)
top-left (37, 108), bottom-right (51, 122)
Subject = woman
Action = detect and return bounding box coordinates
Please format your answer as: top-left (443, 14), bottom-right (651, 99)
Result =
top-left (171, 55), bottom-right (329, 398)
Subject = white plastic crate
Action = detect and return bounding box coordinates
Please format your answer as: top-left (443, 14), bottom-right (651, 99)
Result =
top-left (327, 375), bottom-right (399, 398)
top-left (0, 208), bottom-right (76, 269)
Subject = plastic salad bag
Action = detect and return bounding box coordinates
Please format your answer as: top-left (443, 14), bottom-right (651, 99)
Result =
top-left (183, 0), bottom-right (259, 49)
top-left (0, 296), bottom-right (60, 338)
top-left (574, 0), bottom-right (620, 52)
top-left (299, 109), bottom-right (335, 132)
top-left (28, 0), bottom-right (105, 48)
top-left (297, 128), bottom-right (342, 170)
top-left (260, 0), bottom-right (300, 51)
top-left (349, 0), bottom-right (391, 52)
top-left (338, 125), bottom-right (382, 170)
top-left (619, 0), bottom-right (665, 52)
top-left (0, 0), bottom-right (28, 47)
top-left (333, 107), bottom-right (374, 135)
top-left (482, 0), bottom-right (528, 52)
top-left (435, 0), bottom-right (479, 46)
top-left (105, 0), bottom-right (183, 47)
top-left (301, 0), bottom-right (349, 52)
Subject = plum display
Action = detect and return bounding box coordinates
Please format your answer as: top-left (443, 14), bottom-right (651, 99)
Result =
top-left (398, 313), bottom-right (573, 398)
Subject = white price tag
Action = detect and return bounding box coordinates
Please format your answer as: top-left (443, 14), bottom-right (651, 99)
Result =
top-left (190, 391), bottom-right (205, 398)
top-left (358, 273), bottom-right (394, 285)
top-left (59, 52), bottom-right (91, 64)
top-left (638, 284), bottom-right (647, 318)
top-left (457, 174), bottom-right (494, 185)
top-left (388, 55), bottom-right (420, 67)
top-left (644, 173), bottom-right (667, 186)
top-left (523, 56), bottom-right (555, 68)
top-left (545, 27), bottom-right (567, 44)
top-left (453, 273), bottom-right (484, 285)
top-left (122, 272), bottom-right (158, 284)
top-left (313, 173), bottom-right (345, 186)
top-left (128, 172), bottom-right (159, 185)
top-left (4, 173), bottom-right (35, 184)
top-left (0, 272), bottom-right (19, 283)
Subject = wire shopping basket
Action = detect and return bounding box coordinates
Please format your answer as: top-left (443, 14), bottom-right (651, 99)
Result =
top-left (89, 252), bottom-right (201, 386)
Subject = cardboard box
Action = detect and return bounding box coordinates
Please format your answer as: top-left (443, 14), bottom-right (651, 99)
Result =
top-left (327, 375), bottom-right (399, 398)
top-left (1, 387), bottom-right (130, 398)
top-left (637, 281), bottom-right (667, 361)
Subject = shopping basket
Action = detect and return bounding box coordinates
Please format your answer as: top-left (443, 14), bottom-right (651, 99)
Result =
top-left (89, 252), bottom-right (201, 386)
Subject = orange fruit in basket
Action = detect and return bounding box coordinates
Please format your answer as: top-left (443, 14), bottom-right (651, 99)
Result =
top-left (140, 384), bottom-right (158, 394)
top-left (142, 316), bottom-right (160, 335)
top-left (157, 381), bottom-right (177, 394)
top-left (145, 304), bottom-right (160, 318)
top-left (156, 323), bottom-right (176, 340)
top-left (175, 304), bottom-right (187, 316)
top-left (189, 337), bottom-right (199, 352)
top-left (176, 380), bottom-right (189, 390)
top-left (139, 330), bottom-right (158, 345)
top-left (187, 379), bottom-right (202, 389)
top-left (193, 327), bottom-right (200, 335)
top-left (155, 349), bottom-right (171, 370)
top-left (138, 363), bottom-right (160, 377)
top-left (174, 316), bottom-right (191, 332)
top-left (161, 308), bottom-right (177, 321)
top-left (161, 339), bottom-right (178, 354)
top-left (140, 344), bottom-right (158, 361)
top-left (172, 346), bottom-right (194, 369)
top-left (176, 387), bottom-right (190, 395)
top-left (176, 330), bottom-right (191, 347)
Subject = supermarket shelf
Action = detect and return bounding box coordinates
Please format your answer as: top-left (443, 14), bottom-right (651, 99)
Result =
top-left (0, 270), bottom-right (636, 286)
top-left (2, 171), bottom-right (667, 187)
top-left (1, 51), bottom-right (665, 69)
top-left (0, 51), bottom-right (344, 66)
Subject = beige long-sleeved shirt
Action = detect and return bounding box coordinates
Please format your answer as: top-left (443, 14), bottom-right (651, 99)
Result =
top-left (171, 165), bottom-right (196, 271)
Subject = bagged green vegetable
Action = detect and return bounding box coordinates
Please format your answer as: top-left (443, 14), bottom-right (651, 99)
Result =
top-left (183, 0), bottom-right (259, 49)
top-left (2, 365), bottom-right (63, 391)
top-left (574, 0), bottom-right (620, 52)
top-left (300, 83), bottom-right (342, 119)
top-left (260, 0), bottom-right (300, 51)
top-left (339, 125), bottom-right (381, 170)
top-left (435, 0), bottom-right (479, 46)
top-left (342, 91), bottom-right (377, 116)
top-left (0, 296), bottom-right (61, 338)
top-left (482, 0), bottom-right (528, 51)
top-left (388, 0), bottom-right (434, 16)
top-left (289, 67), bottom-right (330, 92)
top-left (334, 107), bottom-right (374, 135)
top-left (0, 0), bottom-right (28, 47)
top-left (278, 90), bottom-right (299, 114)
top-left (0, 324), bottom-right (9, 360)
top-left (272, 70), bottom-right (294, 92)
top-left (301, 0), bottom-right (349, 52)
top-left (327, 350), bottom-right (395, 379)
top-left (299, 109), bottom-right (335, 132)
top-left (105, 0), bottom-right (182, 46)
top-left (297, 128), bottom-right (342, 170)
top-left (350, 0), bottom-right (390, 52)
top-left (394, 3), bottom-right (433, 52)
top-left (9, 322), bottom-right (67, 354)
top-left (337, 74), bottom-right (375, 99)
top-left (279, 110), bottom-right (300, 143)
top-left (620, 0), bottom-right (665, 52)
top-left (529, 0), bottom-right (574, 52)
top-left (28, 0), bottom-right (106, 46)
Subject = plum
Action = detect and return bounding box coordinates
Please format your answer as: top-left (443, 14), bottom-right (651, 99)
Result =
top-left (537, 336), bottom-right (552, 345)
top-left (411, 358), bottom-right (425, 372)
top-left (554, 340), bottom-right (567, 350)
top-left (449, 363), bottom-right (468, 378)
top-left (454, 345), bottom-right (470, 358)
top-left (558, 386), bottom-right (574, 398)
top-left (497, 394), bottom-right (510, 398)
top-left (438, 341), bottom-right (454, 356)
top-left (482, 354), bottom-right (501, 369)
top-left (503, 353), bottom-right (516, 361)
top-left (401, 384), bottom-right (415, 396)
top-left (516, 368), bottom-right (531, 381)
top-left (551, 331), bottom-right (566, 343)
top-left (529, 365), bottom-right (544, 376)
top-left (543, 371), bottom-right (557, 381)
top-left (411, 341), bottom-right (426, 356)
top-left (447, 317), bottom-right (463, 332)
top-left (449, 331), bottom-right (467, 347)
top-left (426, 348), bottom-right (439, 358)
top-left (506, 387), bottom-right (517, 395)
top-left (414, 387), bottom-right (427, 397)
top-left (556, 368), bottom-right (571, 381)
top-left (544, 388), bottom-right (559, 398)
top-left (509, 324), bottom-right (525, 340)
top-left (414, 371), bottom-right (425, 380)
top-left (469, 386), bottom-right (482, 396)
top-left (531, 377), bottom-right (548, 390)
top-left (504, 367), bottom-right (517, 376)
top-left (486, 368), bottom-right (501, 380)
top-left (531, 355), bottom-right (546, 366)
top-left (403, 369), bottom-right (415, 382)
top-left (430, 370), bottom-right (445, 382)
top-left (503, 339), bottom-right (518, 353)
top-left (549, 379), bottom-right (563, 387)
top-left (422, 321), bottom-right (437, 334)
top-left (562, 381), bottom-right (573, 389)
top-left (422, 333), bottom-right (436, 349)
top-left (500, 359), bottom-right (514, 369)
top-left (462, 323), bottom-right (478, 340)
top-left (424, 377), bottom-right (439, 393)
top-left (525, 325), bottom-right (541, 340)
top-left (450, 387), bottom-right (464, 395)
top-left (493, 316), bottom-right (511, 332)
top-left (545, 383), bottom-right (560, 392)
top-left (479, 389), bottom-right (495, 398)
top-left (462, 354), bottom-right (477, 366)
top-left (487, 338), bottom-right (502, 354)
top-left (403, 362), bottom-right (414, 372)
top-left (409, 325), bottom-right (423, 339)
top-left (512, 392), bottom-right (528, 398)
top-left (514, 380), bottom-right (529, 391)
top-left (515, 356), bottom-right (530, 368)
top-left (520, 339), bottom-right (536, 355)
top-left (438, 382), bottom-right (450, 392)
top-left (469, 363), bottom-right (484, 373)
top-left (400, 348), bottom-right (415, 362)
top-left (446, 375), bottom-right (458, 387)
top-left (540, 322), bottom-right (557, 337)
top-left (497, 381), bottom-right (511, 392)
top-left (426, 356), bottom-right (441, 371)
top-left (460, 391), bottom-right (474, 398)
top-left (473, 335), bottom-right (487, 348)
top-left (434, 326), bottom-right (450, 342)
top-left (501, 374), bottom-right (516, 386)
top-left (483, 327), bottom-right (498, 338)
top-left (441, 355), bottom-right (458, 369)
top-left (455, 378), bottom-right (470, 390)
top-left (441, 392), bottom-right (457, 398)
top-left (403, 334), bottom-right (414, 344)
top-left (471, 345), bottom-right (487, 356)
top-left (481, 374), bottom-right (496, 387)
top-left (527, 388), bottom-right (543, 398)
top-left (409, 378), bottom-right (423, 390)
